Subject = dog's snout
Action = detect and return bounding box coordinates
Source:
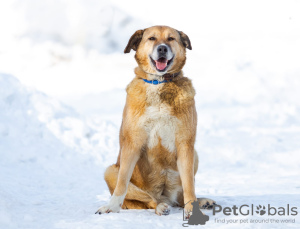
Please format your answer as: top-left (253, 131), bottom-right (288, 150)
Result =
top-left (157, 45), bottom-right (168, 55)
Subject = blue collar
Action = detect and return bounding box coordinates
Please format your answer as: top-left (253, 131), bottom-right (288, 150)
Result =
top-left (142, 72), bottom-right (180, 85)
top-left (142, 79), bottom-right (172, 85)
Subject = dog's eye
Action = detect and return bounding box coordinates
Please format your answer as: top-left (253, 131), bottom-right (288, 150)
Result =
top-left (148, 37), bottom-right (156, 41)
top-left (168, 37), bottom-right (175, 41)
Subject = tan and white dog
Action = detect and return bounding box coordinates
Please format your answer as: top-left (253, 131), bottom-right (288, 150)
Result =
top-left (96, 25), bottom-right (216, 216)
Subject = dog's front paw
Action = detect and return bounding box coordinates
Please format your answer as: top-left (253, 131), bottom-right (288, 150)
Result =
top-left (198, 197), bottom-right (216, 210)
top-left (155, 203), bottom-right (170, 216)
top-left (95, 195), bottom-right (124, 214)
top-left (95, 205), bottom-right (112, 214)
top-left (184, 202), bottom-right (193, 219)
top-left (95, 203), bottom-right (121, 214)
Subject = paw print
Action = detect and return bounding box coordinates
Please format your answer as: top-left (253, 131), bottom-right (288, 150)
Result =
top-left (256, 205), bottom-right (266, 215)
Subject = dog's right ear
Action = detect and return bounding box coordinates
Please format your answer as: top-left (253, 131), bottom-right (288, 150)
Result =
top-left (124, 29), bottom-right (145, 53)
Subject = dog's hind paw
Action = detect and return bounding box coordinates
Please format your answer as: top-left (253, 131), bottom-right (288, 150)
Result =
top-left (155, 203), bottom-right (170, 216)
top-left (198, 198), bottom-right (216, 210)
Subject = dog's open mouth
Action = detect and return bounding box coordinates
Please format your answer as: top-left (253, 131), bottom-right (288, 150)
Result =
top-left (150, 56), bottom-right (174, 72)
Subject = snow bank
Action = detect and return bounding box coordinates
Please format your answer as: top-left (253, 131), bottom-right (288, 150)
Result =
top-left (0, 73), bottom-right (119, 166)
top-left (0, 73), bottom-right (118, 229)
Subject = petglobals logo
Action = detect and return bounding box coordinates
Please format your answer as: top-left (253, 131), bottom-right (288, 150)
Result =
top-left (180, 202), bottom-right (298, 227)
top-left (213, 204), bottom-right (298, 216)
top-left (182, 200), bottom-right (210, 227)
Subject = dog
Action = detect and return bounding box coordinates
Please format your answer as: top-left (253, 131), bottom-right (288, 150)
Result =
top-left (96, 25), bottom-right (216, 216)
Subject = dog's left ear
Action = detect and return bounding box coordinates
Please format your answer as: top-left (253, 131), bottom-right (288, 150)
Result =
top-left (124, 29), bottom-right (145, 53)
top-left (177, 30), bottom-right (192, 50)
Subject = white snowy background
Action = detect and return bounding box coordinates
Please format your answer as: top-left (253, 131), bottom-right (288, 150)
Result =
top-left (0, 0), bottom-right (300, 228)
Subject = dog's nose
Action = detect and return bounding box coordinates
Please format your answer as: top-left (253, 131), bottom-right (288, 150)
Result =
top-left (157, 45), bottom-right (168, 55)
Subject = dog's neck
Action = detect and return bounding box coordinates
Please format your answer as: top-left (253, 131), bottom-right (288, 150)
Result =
top-left (134, 67), bottom-right (182, 82)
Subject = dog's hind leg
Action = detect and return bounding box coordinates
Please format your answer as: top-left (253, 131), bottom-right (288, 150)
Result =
top-left (122, 199), bottom-right (149, 209)
top-left (104, 164), bottom-right (157, 209)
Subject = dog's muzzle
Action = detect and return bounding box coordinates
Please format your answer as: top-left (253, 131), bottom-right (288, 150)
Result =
top-left (150, 44), bottom-right (174, 72)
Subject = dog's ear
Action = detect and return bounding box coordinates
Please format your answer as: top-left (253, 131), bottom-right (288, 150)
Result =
top-left (124, 29), bottom-right (145, 53)
top-left (177, 30), bottom-right (192, 50)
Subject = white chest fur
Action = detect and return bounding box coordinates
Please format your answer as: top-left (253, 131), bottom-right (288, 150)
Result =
top-left (138, 85), bottom-right (179, 153)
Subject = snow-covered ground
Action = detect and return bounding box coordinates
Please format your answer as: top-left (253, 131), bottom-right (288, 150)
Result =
top-left (0, 0), bottom-right (300, 228)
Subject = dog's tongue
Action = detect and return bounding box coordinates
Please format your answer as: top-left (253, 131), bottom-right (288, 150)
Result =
top-left (155, 58), bottom-right (167, 70)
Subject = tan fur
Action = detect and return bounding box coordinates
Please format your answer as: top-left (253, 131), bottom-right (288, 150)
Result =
top-left (96, 26), bottom-right (214, 216)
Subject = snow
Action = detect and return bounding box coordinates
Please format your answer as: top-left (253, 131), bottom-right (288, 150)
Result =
top-left (1, 0), bottom-right (300, 228)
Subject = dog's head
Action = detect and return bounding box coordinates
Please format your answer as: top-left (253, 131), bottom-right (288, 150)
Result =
top-left (124, 26), bottom-right (192, 76)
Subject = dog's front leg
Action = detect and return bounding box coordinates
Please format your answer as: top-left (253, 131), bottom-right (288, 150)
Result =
top-left (177, 143), bottom-right (197, 216)
top-left (96, 143), bottom-right (141, 214)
